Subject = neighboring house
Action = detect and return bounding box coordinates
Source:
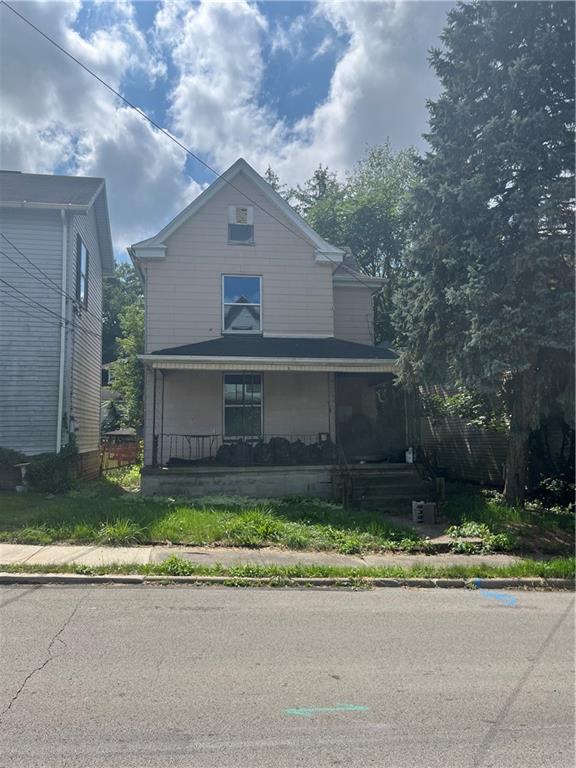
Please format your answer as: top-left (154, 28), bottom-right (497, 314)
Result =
top-left (0, 171), bottom-right (114, 477)
top-left (130, 158), bottom-right (397, 498)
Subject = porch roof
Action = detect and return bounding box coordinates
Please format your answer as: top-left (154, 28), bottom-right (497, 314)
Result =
top-left (140, 336), bottom-right (397, 373)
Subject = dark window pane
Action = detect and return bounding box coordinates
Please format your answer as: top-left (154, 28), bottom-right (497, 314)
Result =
top-left (228, 223), bottom-right (254, 243)
top-left (223, 276), bottom-right (260, 304)
top-left (224, 406), bottom-right (261, 437)
top-left (224, 382), bottom-right (243, 404)
top-left (224, 304), bottom-right (260, 331)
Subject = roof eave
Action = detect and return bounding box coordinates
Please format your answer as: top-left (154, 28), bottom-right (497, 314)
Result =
top-left (139, 353), bottom-right (396, 373)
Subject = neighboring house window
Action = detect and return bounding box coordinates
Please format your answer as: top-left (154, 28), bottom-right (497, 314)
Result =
top-left (224, 374), bottom-right (262, 437)
top-left (228, 206), bottom-right (254, 244)
top-left (76, 235), bottom-right (89, 308)
top-left (222, 275), bottom-right (261, 333)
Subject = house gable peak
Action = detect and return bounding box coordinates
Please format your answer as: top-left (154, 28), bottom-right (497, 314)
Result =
top-left (129, 158), bottom-right (344, 266)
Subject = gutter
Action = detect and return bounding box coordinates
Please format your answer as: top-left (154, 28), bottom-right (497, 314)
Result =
top-left (56, 210), bottom-right (68, 452)
top-left (0, 201), bottom-right (88, 212)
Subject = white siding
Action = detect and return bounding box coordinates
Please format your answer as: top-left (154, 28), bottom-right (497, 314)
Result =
top-left (0, 208), bottom-right (62, 454)
top-left (144, 172), bottom-right (335, 353)
top-left (333, 286), bottom-right (374, 345)
top-left (66, 207), bottom-right (103, 454)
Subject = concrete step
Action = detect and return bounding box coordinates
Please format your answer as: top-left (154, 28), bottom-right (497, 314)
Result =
top-left (349, 479), bottom-right (433, 492)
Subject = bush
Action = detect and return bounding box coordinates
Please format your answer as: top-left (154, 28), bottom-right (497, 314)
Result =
top-left (0, 447), bottom-right (27, 465)
top-left (26, 441), bottom-right (78, 493)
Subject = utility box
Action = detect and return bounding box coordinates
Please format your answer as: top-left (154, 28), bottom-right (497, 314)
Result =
top-left (412, 501), bottom-right (436, 524)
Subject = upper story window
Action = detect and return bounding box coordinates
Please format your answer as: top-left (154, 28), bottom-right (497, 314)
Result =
top-left (222, 275), bottom-right (261, 333)
top-left (228, 206), bottom-right (254, 245)
top-left (75, 235), bottom-right (89, 308)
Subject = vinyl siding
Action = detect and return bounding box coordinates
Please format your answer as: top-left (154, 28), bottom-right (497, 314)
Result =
top-left (333, 286), bottom-right (374, 345)
top-left (144, 172), bottom-right (335, 353)
top-left (0, 208), bottom-right (62, 454)
top-left (144, 370), bottom-right (332, 465)
top-left (263, 372), bottom-right (331, 436)
top-left (67, 207), bottom-right (103, 454)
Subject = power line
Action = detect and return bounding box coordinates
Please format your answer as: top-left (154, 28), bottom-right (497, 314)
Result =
top-left (0, 295), bottom-right (66, 329)
top-left (0, 278), bottom-right (102, 339)
top-left (0, 231), bottom-right (102, 323)
top-left (0, 0), bottom-right (379, 293)
top-left (0, 285), bottom-right (62, 322)
top-left (0, 277), bottom-right (66, 323)
top-left (0, 231), bottom-right (64, 294)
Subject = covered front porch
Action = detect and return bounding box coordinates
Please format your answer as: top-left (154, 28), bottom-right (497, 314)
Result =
top-left (139, 335), bottom-right (398, 498)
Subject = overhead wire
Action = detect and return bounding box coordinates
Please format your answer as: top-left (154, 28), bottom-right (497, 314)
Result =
top-left (0, 0), bottom-right (381, 293)
top-left (0, 231), bottom-right (103, 323)
top-left (0, 277), bottom-right (102, 339)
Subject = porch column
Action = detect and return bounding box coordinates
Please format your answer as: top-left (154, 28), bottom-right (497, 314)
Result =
top-left (328, 372), bottom-right (336, 441)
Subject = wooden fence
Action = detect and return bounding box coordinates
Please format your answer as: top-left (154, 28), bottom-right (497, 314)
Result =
top-left (420, 415), bottom-right (508, 485)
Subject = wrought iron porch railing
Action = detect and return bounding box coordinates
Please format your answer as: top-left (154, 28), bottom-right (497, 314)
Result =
top-left (154, 433), bottom-right (341, 468)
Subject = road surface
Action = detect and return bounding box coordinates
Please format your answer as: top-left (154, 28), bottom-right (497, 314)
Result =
top-left (0, 585), bottom-right (574, 767)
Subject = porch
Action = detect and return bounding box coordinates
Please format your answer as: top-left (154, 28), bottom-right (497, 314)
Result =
top-left (139, 335), bottom-right (410, 499)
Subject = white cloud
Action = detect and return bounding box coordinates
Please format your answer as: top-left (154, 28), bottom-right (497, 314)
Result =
top-left (0, 0), bottom-right (193, 253)
top-left (156, 0), bottom-right (287, 172)
top-left (159, 0), bottom-right (449, 187)
top-left (0, 0), bottom-right (451, 253)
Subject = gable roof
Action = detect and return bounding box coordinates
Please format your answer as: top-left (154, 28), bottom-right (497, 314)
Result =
top-left (130, 158), bottom-right (344, 263)
top-left (0, 170), bottom-right (114, 274)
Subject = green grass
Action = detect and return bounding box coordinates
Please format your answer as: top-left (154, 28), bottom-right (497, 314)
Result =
top-left (440, 483), bottom-right (575, 555)
top-left (1, 555), bottom-right (574, 581)
top-left (1, 475), bottom-right (572, 555)
top-left (0, 480), bottom-right (424, 553)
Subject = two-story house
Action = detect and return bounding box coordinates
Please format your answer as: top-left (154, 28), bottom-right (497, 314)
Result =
top-left (130, 158), bottom-right (397, 498)
top-left (0, 171), bottom-right (113, 478)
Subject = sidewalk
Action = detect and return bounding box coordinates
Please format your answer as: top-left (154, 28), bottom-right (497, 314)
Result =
top-left (0, 542), bottom-right (524, 569)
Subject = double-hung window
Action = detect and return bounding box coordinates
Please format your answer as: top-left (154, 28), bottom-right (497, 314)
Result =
top-left (224, 374), bottom-right (262, 438)
top-left (76, 235), bottom-right (89, 308)
top-left (222, 275), bottom-right (261, 333)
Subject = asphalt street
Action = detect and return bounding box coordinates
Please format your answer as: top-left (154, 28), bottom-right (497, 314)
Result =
top-left (0, 585), bottom-right (574, 768)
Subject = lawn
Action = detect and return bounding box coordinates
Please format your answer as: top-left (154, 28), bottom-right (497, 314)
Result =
top-left (440, 483), bottom-right (575, 556)
top-left (0, 470), bottom-right (424, 554)
top-left (0, 470), bottom-right (572, 555)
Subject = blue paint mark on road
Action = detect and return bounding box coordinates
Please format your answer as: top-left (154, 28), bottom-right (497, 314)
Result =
top-left (285, 704), bottom-right (369, 717)
top-left (474, 579), bottom-right (517, 607)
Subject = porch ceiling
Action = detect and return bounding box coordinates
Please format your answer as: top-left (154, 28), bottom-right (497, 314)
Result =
top-left (140, 335), bottom-right (397, 373)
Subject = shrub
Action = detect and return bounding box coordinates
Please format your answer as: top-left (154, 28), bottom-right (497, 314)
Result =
top-left (0, 447), bottom-right (27, 465)
top-left (26, 441), bottom-right (78, 493)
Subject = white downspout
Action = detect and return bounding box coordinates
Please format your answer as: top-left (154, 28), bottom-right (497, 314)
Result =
top-left (56, 210), bottom-right (68, 452)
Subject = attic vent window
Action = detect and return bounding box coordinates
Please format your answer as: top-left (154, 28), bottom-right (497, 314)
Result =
top-left (228, 206), bottom-right (254, 245)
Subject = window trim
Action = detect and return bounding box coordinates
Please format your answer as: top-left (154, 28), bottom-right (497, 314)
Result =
top-left (222, 372), bottom-right (264, 439)
top-left (75, 235), bottom-right (89, 309)
top-left (222, 274), bottom-right (262, 334)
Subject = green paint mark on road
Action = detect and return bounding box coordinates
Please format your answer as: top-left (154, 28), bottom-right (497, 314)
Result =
top-left (285, 704), bottom-right (369, 717)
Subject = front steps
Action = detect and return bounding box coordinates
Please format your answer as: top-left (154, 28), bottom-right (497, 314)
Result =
top-left (338, 463), bottom-right (435, 512)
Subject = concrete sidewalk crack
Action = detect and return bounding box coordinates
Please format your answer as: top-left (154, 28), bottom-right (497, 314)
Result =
top-left (0, 590), bottom-right (86, 721)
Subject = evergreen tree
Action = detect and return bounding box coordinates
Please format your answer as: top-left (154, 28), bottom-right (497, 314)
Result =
top-left (394, 1), bottom-right (575, 505)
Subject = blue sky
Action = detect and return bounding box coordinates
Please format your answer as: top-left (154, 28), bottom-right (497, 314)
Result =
top-left (0, 1), bottom-right (453, 256)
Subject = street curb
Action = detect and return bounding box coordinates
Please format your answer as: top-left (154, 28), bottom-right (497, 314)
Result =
top-left (0, 572), bottom-right (574, 589)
